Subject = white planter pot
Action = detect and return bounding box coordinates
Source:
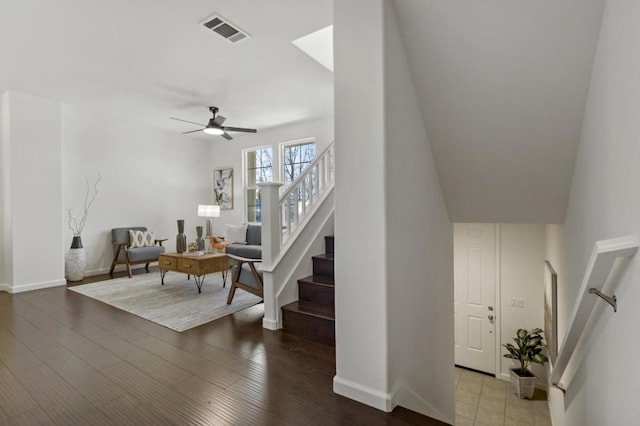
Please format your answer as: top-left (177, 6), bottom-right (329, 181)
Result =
top-left (509, 369), bottom-right (537, 399)
top-left (65, 235), bottom-right (86, 281)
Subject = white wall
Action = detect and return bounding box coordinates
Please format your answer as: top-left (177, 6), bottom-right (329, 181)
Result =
top-left (547, 1), bottom-right (640, 424)
top-left (0, 93), bottom-right (332, 288)
top-left (62, 105), bottom-right (213, 275)
top-left (0, 94), bottom-right (8, 290)
top-left (334, 0), bottom-right (454, 422)
top-left (1, 91), bottom-right (65, 292)
top-left (384, 1), bottom-right (454, 423)
top-left (206, 116), bottom-right (333, 236)
top-left (499, 224), bottom-right (546, 382)
top-left (333, 0), bottom-right (389, 412)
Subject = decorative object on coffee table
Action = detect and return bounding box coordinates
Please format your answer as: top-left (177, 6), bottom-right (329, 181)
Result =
top-left (196, 226), bottom-right (205, 251)
top-left (213, 167), bottom-right (234, 209)
top-left (176, 219), bottom-right (187, 253)
top-left (65, 173), bottom-right (101, 281)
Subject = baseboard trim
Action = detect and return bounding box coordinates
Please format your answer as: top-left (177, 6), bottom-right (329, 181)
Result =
top-left (393, 383), bottom-right (452, 425)
top-left (333, 375), bottom-right (394, 412)
top-left (0, 282), bottom-right (10, 293)
top-left (8, 278), bottom-right (66, 294)
top-left (262, 317), bottom-right (279, 330)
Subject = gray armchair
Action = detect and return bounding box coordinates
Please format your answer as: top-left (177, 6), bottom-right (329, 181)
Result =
top-left (226, 224), bottom-right (263, 303)
top-left (109, 227), bottom-right (166, 278)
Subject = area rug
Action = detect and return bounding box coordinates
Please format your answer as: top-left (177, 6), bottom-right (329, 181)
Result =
top-left (68, 271), bottom-right (262, 332)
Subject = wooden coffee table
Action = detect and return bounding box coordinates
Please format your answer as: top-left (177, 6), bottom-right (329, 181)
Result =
top-left (158, 252), bottom-right (230, 293)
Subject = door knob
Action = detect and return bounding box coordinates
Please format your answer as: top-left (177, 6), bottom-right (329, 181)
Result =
top-left (488, 315), bottom-right (494, 321)
top-left (488, 306), bottom-right (494, 311)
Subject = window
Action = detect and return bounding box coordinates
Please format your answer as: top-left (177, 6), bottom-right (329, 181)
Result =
top-left (243, 140), bottom-right (316, 223)
top-left (280, 139), bottom-right (317, 225)
top-left (281, 139), bottom-right (316, 185)
top-left (244, 146), bottom-right (273, 222)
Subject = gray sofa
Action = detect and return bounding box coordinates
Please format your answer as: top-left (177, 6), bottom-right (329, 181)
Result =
top-left (225, 223), bottom-right (262, 260)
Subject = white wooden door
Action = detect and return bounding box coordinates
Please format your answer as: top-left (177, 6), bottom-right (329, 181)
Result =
top-left (454, 223), bottom-right (496, 374)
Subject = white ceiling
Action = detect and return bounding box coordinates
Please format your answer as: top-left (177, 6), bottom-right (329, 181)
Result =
top-left (2, 0), bottom-right (609, 223)
top-left (392, 0), bottom-right (606, 223)
top-left (0, 0), bottom-right (333, 136)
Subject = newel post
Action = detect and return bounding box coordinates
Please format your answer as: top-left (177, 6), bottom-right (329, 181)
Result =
top-left (257, 182), bottom-right (283, 268)
top-left (257, 182), bottom-right (283, 330)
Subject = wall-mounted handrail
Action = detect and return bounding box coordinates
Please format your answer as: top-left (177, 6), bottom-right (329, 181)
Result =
top-left (550, 235), bottom-right (638, 391)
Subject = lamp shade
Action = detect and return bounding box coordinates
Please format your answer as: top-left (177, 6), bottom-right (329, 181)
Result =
top-left (198, 204), bottom-right (220, 217)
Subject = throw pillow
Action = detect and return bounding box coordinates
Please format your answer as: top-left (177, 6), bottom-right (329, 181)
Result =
top-left (129, 230), bottom-right (155, 248)
top-left (225, 224), bottom-right (248, 244)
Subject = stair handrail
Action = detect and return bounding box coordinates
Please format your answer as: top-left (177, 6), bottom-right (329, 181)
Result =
top-left (278, 141), bottom-right (335, 248)
top-left (550, 235), bottom-right (638, 392)
top-left (279, 142), bottom-right (335, 198)
top-left (258, 141), bottom-right (335, 270)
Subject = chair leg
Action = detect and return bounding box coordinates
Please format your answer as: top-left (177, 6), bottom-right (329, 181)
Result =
top-left (145, 263), bottom-right (150, 272)
top-left (226, 262), bottom-right (243, 304)
top-left (226, 284), bottom-right (237, 305)
top-left (126, 263), bottom-right (132, 278)
top-left (109, 262), bottom-right (116, 276)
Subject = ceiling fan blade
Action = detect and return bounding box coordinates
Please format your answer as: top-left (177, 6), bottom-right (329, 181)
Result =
top-left (182, 129), bottom-right (204, 134)
top-left (213, 115), bottom-right (226, 126)
top-left (222, 126), bottom-right (257, 133)
top-left (222, 132), bottom-right (233, 140)
top-left (170, 117), bottom-right (206, 126)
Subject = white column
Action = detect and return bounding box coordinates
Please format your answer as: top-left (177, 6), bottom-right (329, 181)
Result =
top-left (1, 91), bottom-right (65, 293)
top-left (333, 0), bottom-right (391, 411)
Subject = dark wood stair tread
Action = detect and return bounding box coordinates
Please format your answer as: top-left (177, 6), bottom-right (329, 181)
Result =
top-left (282, 301), bottom-right (335, 321)
top-left (312, 253), bottom-right (334, 261)
top-left (298, 274), bottom-right (334, 286)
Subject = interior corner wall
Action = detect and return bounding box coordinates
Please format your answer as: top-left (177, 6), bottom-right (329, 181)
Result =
top-left (333, 0), bottom-right (390, 411)
top-left (548, 0), bottom-right (640, 424)
top-left (498, 224), bottom-right (546, 382)
top-left (62, 105), bottom-right (213, 276)
top-left (3, 91), bottom-right (65, 292)
top-left (384, 1), bottom-right (454, 423)
top-left (206, 116), bottom-right (333, 235)
top-left (0, 93), bottom-right (8, 290)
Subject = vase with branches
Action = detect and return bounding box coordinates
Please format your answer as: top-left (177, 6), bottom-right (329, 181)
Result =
top-left (65, 173), bottom-right (100, 281)
top-left (67, 173), bottom-right (101, 247)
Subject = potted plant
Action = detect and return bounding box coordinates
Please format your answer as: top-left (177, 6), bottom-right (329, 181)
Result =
top-left (503, 328), bottom-right (548, 399)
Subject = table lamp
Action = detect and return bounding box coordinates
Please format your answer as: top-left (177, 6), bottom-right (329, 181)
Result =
top-left (198, 204), bottom-right (220, 236)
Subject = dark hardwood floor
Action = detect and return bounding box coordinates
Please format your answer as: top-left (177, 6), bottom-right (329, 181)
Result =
top-left (0, 269), bottom-right (447, 425)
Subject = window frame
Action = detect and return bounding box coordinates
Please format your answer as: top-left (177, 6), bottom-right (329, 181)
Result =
top-left (279, 137), bottom-right (317, 186)
top-left (242, 144), bottom-right (275, 223)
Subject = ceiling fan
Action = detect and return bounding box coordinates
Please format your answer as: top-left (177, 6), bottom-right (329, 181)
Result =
top-left (170, 106), bottom-right (257, 140)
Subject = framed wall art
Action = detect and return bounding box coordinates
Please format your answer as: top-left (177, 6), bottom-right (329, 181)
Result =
top-left (213, 167), bottom-right (234, 210)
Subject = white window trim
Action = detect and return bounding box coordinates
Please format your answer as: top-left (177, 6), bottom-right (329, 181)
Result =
top-left (279, 137), bottom-right (317, 186)
top-left (242, 144), bottom-right (276, 223)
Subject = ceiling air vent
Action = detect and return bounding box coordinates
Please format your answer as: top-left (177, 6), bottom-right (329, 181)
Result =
top-left (202, 14), bottom-right (250, 43)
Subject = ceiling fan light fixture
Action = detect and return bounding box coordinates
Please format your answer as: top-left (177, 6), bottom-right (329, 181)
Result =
top-left (203, 127), bottom-right (224, 135)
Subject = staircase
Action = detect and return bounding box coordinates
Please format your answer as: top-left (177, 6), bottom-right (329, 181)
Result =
top-left (281, 235), bottom-right (335, 346)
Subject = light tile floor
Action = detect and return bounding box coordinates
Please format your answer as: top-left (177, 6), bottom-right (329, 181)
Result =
top-left (455, 367), bottom-right (552, 426)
